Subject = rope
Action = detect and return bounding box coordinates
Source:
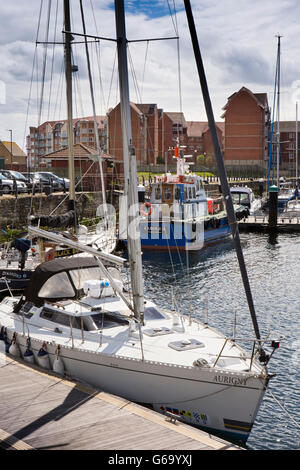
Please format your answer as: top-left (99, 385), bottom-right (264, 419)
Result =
top-left (268, 389), bottom-right (300, 430)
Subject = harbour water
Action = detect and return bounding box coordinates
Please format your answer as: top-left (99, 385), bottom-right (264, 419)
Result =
top-left (140, 232), bottom-right (300, 450)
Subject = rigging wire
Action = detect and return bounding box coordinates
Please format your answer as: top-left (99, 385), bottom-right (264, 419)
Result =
top-left (140, 41), bottom-right (149, 102)
top-left (46, 0), bottom-right (59, 122)
top-left (37, 0), bottom-right (52, 131)
top-left (128, 46), bottom-right (142, 104)
top-left (106, 47), bottom-right (118, 111)
top-left (79, 0), bottom-right (107, 210)
top-left (22, 0), bottom-right (45, 154)
top-left (52, 57), bottom-right (64, 121)
top-left (89, 0), bottom-right (107, 114)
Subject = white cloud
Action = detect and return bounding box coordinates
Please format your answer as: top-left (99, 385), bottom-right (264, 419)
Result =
top-left (0, 0), bottom-right (300, 150)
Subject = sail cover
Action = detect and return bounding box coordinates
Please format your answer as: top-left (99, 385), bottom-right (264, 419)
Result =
top-left (24, 257), bottom-right (107, 306)
top-left (30, 210), bottom-right (76, 229)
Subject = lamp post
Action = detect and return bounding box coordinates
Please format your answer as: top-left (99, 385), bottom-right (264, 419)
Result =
top-left (6, 129), bottom-right (12, 166)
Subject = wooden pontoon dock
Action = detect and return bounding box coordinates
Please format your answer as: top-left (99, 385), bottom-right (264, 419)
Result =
top-left (0, 354), bottom-right (241, 451)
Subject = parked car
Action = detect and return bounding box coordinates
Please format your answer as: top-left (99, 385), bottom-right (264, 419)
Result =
top-left (0, 173), bottom-right (28, 194)
top-left (21, 172), bottom-right (43, 192)
top-left (0, 170), bottom-right (31, 192)
top-left (35, 172), bottom-right (70, 191)
top-left (29, 172), bottom-right (60, 192)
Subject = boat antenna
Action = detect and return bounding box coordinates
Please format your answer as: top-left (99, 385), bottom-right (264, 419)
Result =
top-left (184, 0), bottom-right (264, 355)
top-left (63, 0), bottom-right (77, 229)
top-left (114, 0), bottom-right (144, 323)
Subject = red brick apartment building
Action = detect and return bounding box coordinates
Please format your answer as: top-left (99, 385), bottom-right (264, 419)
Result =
top-left (222, 87), bottom-right (270, 171)
top-left (107, 102), bottom-right (161, 167)
top-left (186, 121), bottom-right (224, 164)
top-left (273, 121), bottom-right (300, 173)
top-left (27, 116), bottom-right (107, 169)
top-left (107, 102), bottom-right (224, 168)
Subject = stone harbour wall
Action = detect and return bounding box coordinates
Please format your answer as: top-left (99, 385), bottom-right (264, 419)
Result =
top-left (0, 192), bottom-right (106, 230)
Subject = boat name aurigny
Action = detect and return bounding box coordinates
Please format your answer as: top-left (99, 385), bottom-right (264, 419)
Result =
top-left (214, 374), bottom-right (248, 386)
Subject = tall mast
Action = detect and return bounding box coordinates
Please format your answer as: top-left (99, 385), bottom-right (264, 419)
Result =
top-left (184, 0), bottom-right (263, 348)
top-left (63, 0), bottom-right (76, 214)
top-left (276, 35), bottom-right (282, 187)
top-left (114, 0), bottom-right (144, 322)
top-left (296, 102), bottom-right (298, 187)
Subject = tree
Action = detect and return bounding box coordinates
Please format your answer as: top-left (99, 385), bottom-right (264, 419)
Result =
top-left (196, 154), bottom-right (206, 165)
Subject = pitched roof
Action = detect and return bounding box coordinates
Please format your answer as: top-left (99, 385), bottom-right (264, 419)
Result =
top-left (164, 112), bottom-right (187, 126)
top-left (0, 141), bottom-right (26, 157)
top-left (135, 103), bottom-right (157, 115)
top-left (43, 143), bottom-right (113, 160)
top-left (222, 87), bottom-right (268, 118)
top-left (186, 121), bottom-right (225, 137)
top-left (273, 121), bottom-right (299, 132)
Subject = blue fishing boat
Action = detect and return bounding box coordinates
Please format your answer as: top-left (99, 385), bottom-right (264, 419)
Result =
top-left (123, 149), bottom-right (246, 252)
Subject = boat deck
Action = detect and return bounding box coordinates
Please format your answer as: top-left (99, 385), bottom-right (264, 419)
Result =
top-left (0, 354), bottom-right (241, 451)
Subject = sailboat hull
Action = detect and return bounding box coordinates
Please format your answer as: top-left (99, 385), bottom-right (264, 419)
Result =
top-left (1, 327), bottom-right (268, 444)
top-left (0, 269), bottom-right (33, 297)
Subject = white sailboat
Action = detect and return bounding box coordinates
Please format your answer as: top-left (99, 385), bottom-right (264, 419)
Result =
top-left (0, 0), bottom-right (279, 444)
top-left (30, 0), bottom-right (116, 255)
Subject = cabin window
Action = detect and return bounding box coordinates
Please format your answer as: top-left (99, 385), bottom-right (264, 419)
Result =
top-left (155, 186), bottom-right (161, 200)
top-left (188, 188), bottom-right (192, 199)
top-left (163, 187), bottom-right (172, 200)
top-left (184, 187), bottom-right (188, 200)
top-left (144, 307), bottom-right (165, 320)
top-left (90, 312), bottom-right (128, 330)
top-left (192, 203), bottom-right (196, 218)
top-left (174, 187), bottom-right (181, 201)
top-left (192, 187), bottom-right (196, 199)
top-left (70, 267), bottom-right (102, 290)
top-left (40, 307), bottom-right (83, 329)
top-left (15, 302), bottom-right (34, 319)
top-left (38, 272), bottom-right (75, 299)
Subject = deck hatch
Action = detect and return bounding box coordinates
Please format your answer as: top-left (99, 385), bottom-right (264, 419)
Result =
top-left (168, 338), bottom-right (205, 351)
top-left (144, 327), bottom-right (173, 337)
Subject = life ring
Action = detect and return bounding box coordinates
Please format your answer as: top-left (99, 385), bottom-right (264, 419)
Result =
top-left (140, 202), bottom-right (152, 217)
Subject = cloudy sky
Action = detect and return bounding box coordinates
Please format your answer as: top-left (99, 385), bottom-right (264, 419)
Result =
top-left (0, 0), bottom-right (300, 152)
